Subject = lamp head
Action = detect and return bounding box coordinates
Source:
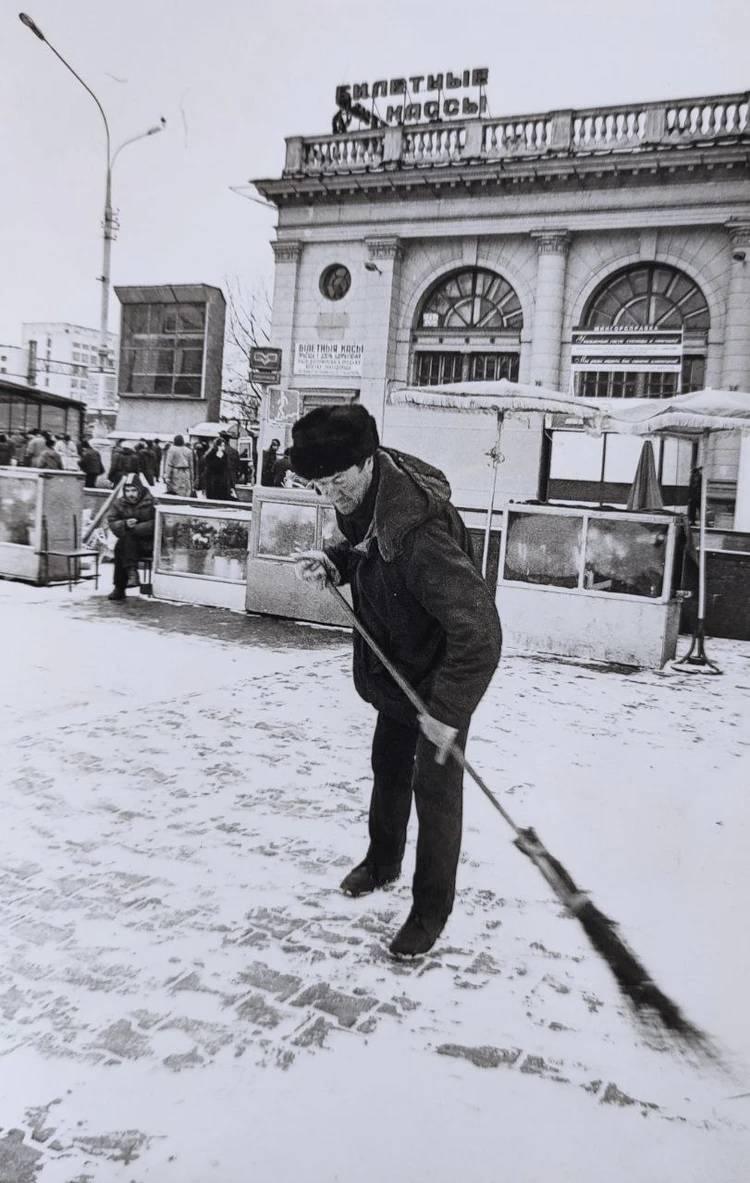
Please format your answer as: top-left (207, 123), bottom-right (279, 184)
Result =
top-left (364, 261), bottom-right (382, 274)
top-left (19, 12), bottom-right (45, 39)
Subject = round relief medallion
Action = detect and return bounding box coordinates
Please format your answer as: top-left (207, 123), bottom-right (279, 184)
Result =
top-left (320, 264), bottom-right (351, 301)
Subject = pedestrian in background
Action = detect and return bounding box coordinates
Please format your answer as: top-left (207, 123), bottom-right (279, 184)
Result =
top-left (0, 434), bottom-right (13, 466)
top-left (261, 438), bottom-right (280, 486)
top-left (292, 404), bottom-right (502, 958)
top-left (221, 432), bottom-right (241, 493)
top-left (163, 434), bottom-right (194, 497)
top-left (203, 436), bottom-right (233, 500)
top-left (37, 434), bottom-right (63, 469)
top-left (24, 429), bottom-right (47, 467)
top-left (78, 440), bottom-right (105, 488)
top-left (54, 434), bottom-right (80, 470)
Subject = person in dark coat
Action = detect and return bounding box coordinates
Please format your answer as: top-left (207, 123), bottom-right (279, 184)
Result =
top-left (106, 475), bottom-right (155, 600)
top-left (261, 439), bottom-right (280, 485)
top-left (291, 405), bottom-right (502, 957)
top-left (220, 432), bottom-right (241, 492)
top-left (78, 441), bottom-right (105, 488)
top-left (37, 435), bottom-right (63, 469)
top-left (203, 437), bottom-right (233, 500)
top-left (0, 434), bottom-right (13, 466)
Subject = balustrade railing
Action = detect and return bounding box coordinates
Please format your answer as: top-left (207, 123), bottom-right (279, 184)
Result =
top-left (284, 92), bottom-right (749, 175)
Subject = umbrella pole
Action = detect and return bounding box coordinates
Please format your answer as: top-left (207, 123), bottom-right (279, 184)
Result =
top-left (674, 435), bottom-right (722, 674)
top-left (481, 414), bottom-right (502, 580)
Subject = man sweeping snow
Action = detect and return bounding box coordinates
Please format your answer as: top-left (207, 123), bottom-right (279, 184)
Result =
top-left (291, 404), bottom-right (501, 956)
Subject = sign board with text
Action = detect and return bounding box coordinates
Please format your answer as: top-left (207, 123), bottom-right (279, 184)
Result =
top-left (294, 342), bottom-right (364, 378)
top-left (249, 347), bottom-right (283, 384)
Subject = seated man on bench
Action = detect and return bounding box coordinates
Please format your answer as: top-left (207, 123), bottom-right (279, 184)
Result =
top-left (106, 474), bottom-right (155, 601)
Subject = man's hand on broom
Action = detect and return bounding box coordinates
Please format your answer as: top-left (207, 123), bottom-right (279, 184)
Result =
top-left (418, 712), bottom-right (459, 765)
top-left (293, 549), bottom-right (341, 588)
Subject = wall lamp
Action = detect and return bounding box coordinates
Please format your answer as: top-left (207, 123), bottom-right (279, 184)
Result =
top-left (732, 249), bottom-right (746, 263)
top-left (364, 261), bottom-right (382, 274)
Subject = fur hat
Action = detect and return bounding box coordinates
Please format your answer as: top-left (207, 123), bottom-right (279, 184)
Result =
top-left (289, 404), bottom-right (379, 480)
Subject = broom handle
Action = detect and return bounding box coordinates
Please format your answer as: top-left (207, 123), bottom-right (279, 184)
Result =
top-left (328, 585), bottom-right (522, 837)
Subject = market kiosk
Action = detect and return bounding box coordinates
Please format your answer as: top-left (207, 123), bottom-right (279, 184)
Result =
top-left (497, 502), bottom-right (684, 667)
top-left (245, 486), bottom-right (351, 625)
top-left (0, 467), bottom-right (85, 584)
top-left (151, 495), bottom-right (252, 611)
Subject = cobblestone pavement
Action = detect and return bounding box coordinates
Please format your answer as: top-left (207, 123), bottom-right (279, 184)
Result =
top-left (1, 583), bottom-right (749, 1181)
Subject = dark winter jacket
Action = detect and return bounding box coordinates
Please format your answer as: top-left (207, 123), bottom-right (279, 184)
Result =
top-left (203, 443), bottom-right (233, 500)
top-left (106, 483), bottom-right (156, 544)
top-left (78, 446), bottom-right (104, 477)
top-left (325, 448), bottom-right (502, 729)
top-left (108, 447), bottom-right (154, 486)
top-left (37, 445), bottom-right (63, 470)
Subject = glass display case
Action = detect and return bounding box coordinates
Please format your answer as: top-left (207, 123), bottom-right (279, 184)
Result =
top-left (0, 468), bottom-right (84, 584)
top-left (152, 498), bottom-right (252, 610)
top-left (0, 474), bottom-right (38, 547)
top-left (245, 487), bottom-right (351, 626)
top-left (498, 503), bottom-right (682, 667)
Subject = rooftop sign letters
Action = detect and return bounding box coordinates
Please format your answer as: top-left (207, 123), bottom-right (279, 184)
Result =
top-left (333, 69), bottom-right (489, 131)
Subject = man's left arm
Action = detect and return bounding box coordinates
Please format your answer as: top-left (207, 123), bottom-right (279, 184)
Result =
top-left (405, 523), bottom-right (502, 730)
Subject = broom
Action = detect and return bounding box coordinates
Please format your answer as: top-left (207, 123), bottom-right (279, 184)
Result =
top-left (329, 585), bottom-right (713, 1054)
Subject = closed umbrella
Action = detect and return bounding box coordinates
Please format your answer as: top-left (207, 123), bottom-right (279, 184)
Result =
top-left (626, 439), bottom-right (664, 511)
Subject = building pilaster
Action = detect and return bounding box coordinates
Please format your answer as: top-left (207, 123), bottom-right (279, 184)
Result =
top-left (363, 237), bottom-right (403, 435)
top-left (529, 231), bottom-right (570, 389)
top-left (721, 221), bottom-right (750, 391)
top-left (717, 223), bottom-right (750, 522)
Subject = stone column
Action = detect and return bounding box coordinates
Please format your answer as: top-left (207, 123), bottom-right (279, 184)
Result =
top-left (263, 240), bottom-right (302, 457)
top-left (720, 222), bottom-right (750, 524)
top-left (363, 237), bottom-right (403, 435)
top-left (529, 231), bottom-right (570, 389)
top-left (722, 221), bottom-right (750, 391)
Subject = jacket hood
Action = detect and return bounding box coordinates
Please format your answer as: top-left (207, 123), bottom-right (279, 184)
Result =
top-left (369, 448), bottom-right (452, 562)
top-left (119, 478), bottom-right (153, 507)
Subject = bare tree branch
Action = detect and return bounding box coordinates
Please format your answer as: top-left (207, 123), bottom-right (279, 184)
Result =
top-left (221, 275), bottom-right (272, 427)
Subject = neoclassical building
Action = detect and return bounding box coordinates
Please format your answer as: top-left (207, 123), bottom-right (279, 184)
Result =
top-left (254, 89), bottom-right (750, 520)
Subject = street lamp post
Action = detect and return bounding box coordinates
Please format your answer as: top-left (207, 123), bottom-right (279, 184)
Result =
top-left (19, 13), bottom-right (164, 418)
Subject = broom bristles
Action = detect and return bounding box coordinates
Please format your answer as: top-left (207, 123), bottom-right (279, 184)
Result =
top-left (513, 828), bottom-right (714, 1056)
top-left (575, 899), bottom-right (713, 1054)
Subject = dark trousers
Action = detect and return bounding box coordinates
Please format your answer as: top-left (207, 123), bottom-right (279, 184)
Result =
top-left (83, 473), bottom-right (98, 488)
top-left (366, 712), bottom-right (468, 926)
top-left (113, 534), bottom-right (151, 590)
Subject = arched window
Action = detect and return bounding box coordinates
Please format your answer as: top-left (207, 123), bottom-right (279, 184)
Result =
top-left (412, 268), bottom-right (523, 387)
top-left (575, 264), bottom-right (709, 398)
top-left (583, 264), bottom-right (710, 332)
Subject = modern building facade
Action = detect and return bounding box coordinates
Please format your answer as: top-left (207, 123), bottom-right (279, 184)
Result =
top-left (113, 284), bottom-right (226, 438)
top-left (253, 87), bottom-right (750, 523)
top-left (21, 322), bottom-right (117, 403)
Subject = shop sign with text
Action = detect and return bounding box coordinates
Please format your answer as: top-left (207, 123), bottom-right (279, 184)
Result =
top-left (294, 343), bottom-right (364, 377)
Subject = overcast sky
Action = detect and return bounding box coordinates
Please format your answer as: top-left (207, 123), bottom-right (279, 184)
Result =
top-left (1, 0), bottom-right (747, 348)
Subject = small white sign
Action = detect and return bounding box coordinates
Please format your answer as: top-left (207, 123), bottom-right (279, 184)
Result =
top-left (294, 342), bottom-right (364, 377)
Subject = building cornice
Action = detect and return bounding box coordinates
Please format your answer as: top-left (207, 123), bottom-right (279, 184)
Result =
top-left (255, 144), bottom-right (750, 209)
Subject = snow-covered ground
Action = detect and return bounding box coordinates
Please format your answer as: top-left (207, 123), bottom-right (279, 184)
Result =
top-left (1, 576), bottom-right (749, 1182)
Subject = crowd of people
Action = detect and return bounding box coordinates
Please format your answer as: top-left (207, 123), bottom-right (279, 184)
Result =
top-left (0, 428), bottom-right (253, 501)
top-left (0, 428), bottom-right (106, 483)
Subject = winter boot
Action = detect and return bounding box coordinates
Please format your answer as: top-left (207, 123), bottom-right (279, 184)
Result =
top-left (340, 859), bottom-right (400, 897)
top-left (108, 588), bottom-right (126, 601)
top-left (389, 909), bottom-right (444, 957)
